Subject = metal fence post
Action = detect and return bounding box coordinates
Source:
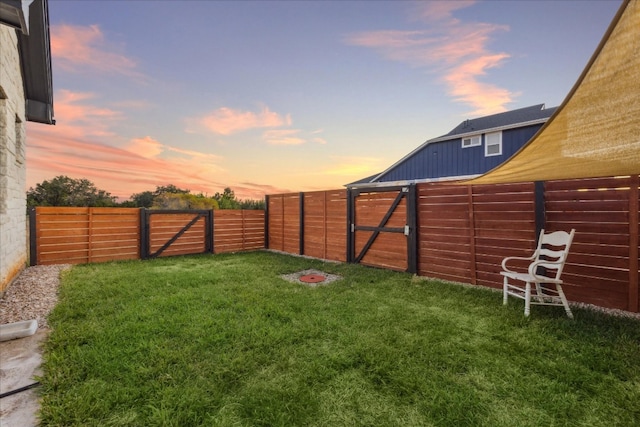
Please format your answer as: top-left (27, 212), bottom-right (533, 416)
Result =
top-left (264, 195), bottom-right (270, 249)
top-left (139, 208), bottom-right (148, 260)
top-left (29, 208), bottom-right (37, 266)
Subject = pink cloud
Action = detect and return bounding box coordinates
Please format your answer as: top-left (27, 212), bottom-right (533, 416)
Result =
top-left (191, 107), bottom-right (292, 135)
top-left (24, 93), bottom-right (237, 200)
top-left (262, 129), bottom-right (306, 145)
top-left (50, 24), bottom-right (142, 78)
top-left (127, 136), bottom-right (164, 158)
top-left (412, 1), bottom-right (476, 23)
top-left (26, 127), bottom-right (232, 200)
top-left (345, 1), bottom-right (514, 114)
top-left (237, 182), bottom-right (294, 199)
top-left (51, 90), bottom-right (123, 139)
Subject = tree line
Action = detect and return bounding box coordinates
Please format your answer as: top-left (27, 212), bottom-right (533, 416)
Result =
top-left (27, 176), bottom-right (265, 210)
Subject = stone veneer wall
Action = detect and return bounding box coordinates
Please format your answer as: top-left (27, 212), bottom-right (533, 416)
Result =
top-left (0, 25), bottom-right (28, 292)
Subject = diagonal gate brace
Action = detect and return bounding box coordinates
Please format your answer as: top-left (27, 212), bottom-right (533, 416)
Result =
top-left (354, 190), bottom-right (407, 264)
top-left (150, 213), bottom-right (205, 258)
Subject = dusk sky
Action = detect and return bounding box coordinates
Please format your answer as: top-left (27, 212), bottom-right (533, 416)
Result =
top-left (26, 0), bottom-right (622, 201)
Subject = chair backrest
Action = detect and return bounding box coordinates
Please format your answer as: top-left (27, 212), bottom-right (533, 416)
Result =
top-left (533, 229), bottom-right (575, 280)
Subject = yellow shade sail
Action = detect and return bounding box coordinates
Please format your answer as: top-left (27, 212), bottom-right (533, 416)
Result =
top-left (467, 0), bottom-right (640, 185)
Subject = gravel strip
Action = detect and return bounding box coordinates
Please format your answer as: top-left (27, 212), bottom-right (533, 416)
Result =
top-left (0, 265), bottom-right (71, 329)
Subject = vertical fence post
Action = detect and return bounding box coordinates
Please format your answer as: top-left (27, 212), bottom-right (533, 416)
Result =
top-left (323, 191), bottom-right (328, 260)
top-left (88, 208), bottom-right (93, 263)
top-left (281, 195), bottom-right (285, 252)
top-left (208, 209), bottom-right (214, 254)
top-left (264, 195), bottom-right (270, 249)
top-left (139, 208), bottom-right (148, 260)
top-left (346, 189), bottom-right (354, 263)
top-left (628, 175), bottom-right (639, 312)
top-left (535, 181), bottom-right (546, 242)
top-left (406, 184), bottom-right (418, 274)
top-left (29, 208), bottom-right (37, 266)
top-left (299, 192), bottom-right (305, 256)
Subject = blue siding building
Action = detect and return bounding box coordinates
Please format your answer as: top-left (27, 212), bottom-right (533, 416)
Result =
top-left (348, 104), bottom-right (556, 188)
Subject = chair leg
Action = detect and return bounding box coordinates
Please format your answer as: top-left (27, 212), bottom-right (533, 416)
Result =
top-left (524, 282), bottom-right (531, 317)
top-left (556, 284), bottom-right (574, 319)
top-left (503, 277), bottom-right (509, 305)
top-left (534, 283), bottom-right (544, 299)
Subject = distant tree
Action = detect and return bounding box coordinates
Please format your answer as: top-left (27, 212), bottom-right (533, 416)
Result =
top-left (239, 199), bottom-right (265, 210)
top-left (152, 193), bottom-right (219, 210)
top-left (27, 176), bottom-right (116, 209)
top-left (153, 185), bottom-right (190, 197)
top-left (213, 187), bottom-right (241, 209)
top-left (125, 185), bottom-right (263, 210)
top-left (129, 191), bottom-right (154, 208)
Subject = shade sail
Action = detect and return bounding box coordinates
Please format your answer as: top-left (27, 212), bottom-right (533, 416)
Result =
top-left (467, 0), bottom-right (639, 185)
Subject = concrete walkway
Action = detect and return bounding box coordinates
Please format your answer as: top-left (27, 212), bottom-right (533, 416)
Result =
top-left (0, 329), bottom-right (48, 427)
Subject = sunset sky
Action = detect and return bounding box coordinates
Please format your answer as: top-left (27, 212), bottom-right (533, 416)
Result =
top-left (26, 0), bottom-right (621, 201)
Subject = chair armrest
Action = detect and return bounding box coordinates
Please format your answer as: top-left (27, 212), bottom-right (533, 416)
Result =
top-left (527, 260), bottom-right (564, 283)
top-left (501, 254), bottom-right (535, 273)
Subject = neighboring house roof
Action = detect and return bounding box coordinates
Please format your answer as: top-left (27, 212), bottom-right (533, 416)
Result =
top-left (0, 0), bottom-right (54, 124)
top-left (428, 104), bottom-right (556, 144)
top-left (347, 104), bottom-right (556, 188)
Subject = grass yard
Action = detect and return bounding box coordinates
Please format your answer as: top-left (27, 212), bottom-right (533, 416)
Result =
top-left (40, 251), bottom-right (640, 426)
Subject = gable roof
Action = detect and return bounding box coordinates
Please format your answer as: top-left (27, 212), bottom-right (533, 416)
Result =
top-left (349, 103), bottom-right (556, 187)
top-left (427, 103), bottom-right (556, 144)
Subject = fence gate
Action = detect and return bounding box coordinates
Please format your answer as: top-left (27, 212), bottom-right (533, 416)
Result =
top-left (347, 185), bottom-right (417, 273)
top-left (141, 210), bottom-right (213, 259)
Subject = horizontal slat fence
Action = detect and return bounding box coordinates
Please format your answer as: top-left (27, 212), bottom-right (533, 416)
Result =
top-left (471, 182), bottom-right (537, 289)
top-left (214, 210), bottom-right (265, 253)
top-left (31, 207), bottom-right (264, 265)
top-left (544, 176), bottom-right (639, 311)
top-left (267, 175), bottom-right (640, 313)
top-left (267, 193), bottom-right (301, 255)
top-left (302, 190), bottom-right (347, 262)
top-left (418, 184), bottom-right (473, 283)
top-left (32, 207), bottom-right (140, 265)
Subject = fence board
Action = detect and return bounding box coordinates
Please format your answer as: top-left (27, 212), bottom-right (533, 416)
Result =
top-left (33, 207), bottom-right (141, 265)
top-left (214, 210), bottom-right (265, 253)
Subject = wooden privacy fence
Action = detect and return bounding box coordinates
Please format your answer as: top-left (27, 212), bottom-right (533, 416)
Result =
top-left (267, 175), bottom-right (640, 313)
top-left (30, 207), bottom-right (265, 265)
top-left (267, 190), bottom-right (347, 262)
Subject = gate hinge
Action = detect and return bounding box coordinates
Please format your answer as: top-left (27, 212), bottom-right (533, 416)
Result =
top-left (351, 223), bottom-right (355, 233)
top-left (404, 225), bottom-right (410, 236)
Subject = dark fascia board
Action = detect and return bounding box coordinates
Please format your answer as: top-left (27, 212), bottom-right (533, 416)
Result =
top-left (0, 0), bottom-right (31, 34)
top-left (17, 0), bottom-right (54, 124)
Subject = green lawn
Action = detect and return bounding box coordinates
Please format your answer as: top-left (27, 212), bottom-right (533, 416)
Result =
top-left (40, 251), bottom-right (640, 426)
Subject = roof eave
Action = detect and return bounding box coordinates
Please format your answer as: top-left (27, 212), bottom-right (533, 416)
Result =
top-left (346, 174), bottom-right (482, 189)
top-left (426, 117), bottom-right (551, 144)
top-left (0, 0), bottom-right (33, 34)
top-left (18, 0), bottom-right (54, 125)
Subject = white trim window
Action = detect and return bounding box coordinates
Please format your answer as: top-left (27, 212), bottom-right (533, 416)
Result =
top-left (485, 131), bottom-right (502, 157)
top-left (461, 135), bottom-right (481, 148)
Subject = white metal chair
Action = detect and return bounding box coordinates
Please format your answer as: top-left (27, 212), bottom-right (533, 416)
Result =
top-left (501, 229), bottom-right (576, 318)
